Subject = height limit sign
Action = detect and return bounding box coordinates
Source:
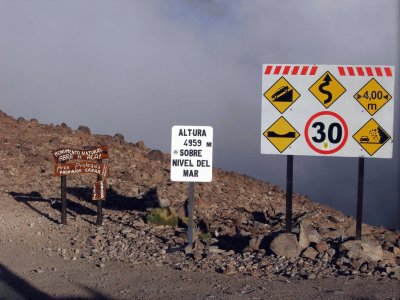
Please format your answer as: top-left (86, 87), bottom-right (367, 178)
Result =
top-left (171, 126), bottom-right (213, 182)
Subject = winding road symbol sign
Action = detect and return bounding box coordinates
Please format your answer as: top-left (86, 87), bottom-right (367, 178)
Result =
top-left (353, 119), bottom-right (391, 156)
top-left (309, 71), bottom-right (346, 108)
top-left (263, 77), bottom-right (300, 113)
top-left (263, 117), bottom-right (300, 153)
top-left (354, 78), bottom-right (392, 116)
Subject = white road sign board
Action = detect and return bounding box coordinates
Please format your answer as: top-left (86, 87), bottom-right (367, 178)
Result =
top-left (261, 64), bottom-right (395, 158)
top-left (171, 126), bottom-right (213, 182)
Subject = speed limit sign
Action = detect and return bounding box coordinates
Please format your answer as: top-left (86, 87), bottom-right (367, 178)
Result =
top-left (304, 111), bottom-right (348, 154)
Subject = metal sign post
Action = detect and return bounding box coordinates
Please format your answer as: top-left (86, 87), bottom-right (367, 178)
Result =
top-left (285, 155), bottom-right (293, 232)
top-left (187, 182), bottom-right (195, 246)
top-left (61, 172), bottom-right (67, 225)
top-left (356, 157), bottom-right (365, 239)
top-left (96, 159), bottom-right (103, 226)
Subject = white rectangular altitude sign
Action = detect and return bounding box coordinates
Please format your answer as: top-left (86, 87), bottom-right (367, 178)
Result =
top-left (171, 126), bottom-right (213, 182)
top-left (261, 64), bottom-right (395, 158)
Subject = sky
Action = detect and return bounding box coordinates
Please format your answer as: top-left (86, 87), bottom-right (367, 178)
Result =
top-left (0, 0), bottom-right (398, 228)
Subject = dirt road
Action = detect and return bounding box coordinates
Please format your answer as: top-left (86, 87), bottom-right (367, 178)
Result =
top-left (0, 193), bottom-right (398, 300)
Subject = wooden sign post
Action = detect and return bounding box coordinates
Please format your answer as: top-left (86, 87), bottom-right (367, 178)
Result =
top-left (52, 146), bottom-right (109, 225)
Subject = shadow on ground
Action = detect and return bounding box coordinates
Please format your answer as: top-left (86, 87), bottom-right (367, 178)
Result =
top-left (9, 187), bottom-right (158, 224)
top-left (0, 263), bottom-right (111, 300)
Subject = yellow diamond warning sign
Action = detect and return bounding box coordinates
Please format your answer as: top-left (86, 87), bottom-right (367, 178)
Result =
top-left (309, 71), bottom-right (346, 108)
top-left (263, 77), bottom-right (300, 113)
top-left (353, 119), bottom-right (391, 156)
top-left (263, 117), bottom-right (300, 153)
top-left (354, 78), bottom-right (392, 116)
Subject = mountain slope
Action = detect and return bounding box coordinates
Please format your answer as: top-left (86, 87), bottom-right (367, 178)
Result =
top-left (0, 110), bottom-right (398, 281)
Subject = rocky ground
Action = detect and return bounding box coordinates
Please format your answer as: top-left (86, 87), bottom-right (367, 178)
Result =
top-left (0, 110), bottom-right (399, 299)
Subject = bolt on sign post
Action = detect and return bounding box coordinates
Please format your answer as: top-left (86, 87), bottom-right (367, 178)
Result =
top-left (170, 126), bottom-right (213, 247)
top-left (52, 146), bottom-right (109, 225)
top-left (261, 65), bottom-right (395, 238)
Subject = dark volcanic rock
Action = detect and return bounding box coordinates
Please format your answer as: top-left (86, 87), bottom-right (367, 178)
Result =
top-left (114, 133), bottom-right (124, 141)
top-left (77, 125), bottom-right (91, 135)
top-left (147, 149), bottom-right (163, 162)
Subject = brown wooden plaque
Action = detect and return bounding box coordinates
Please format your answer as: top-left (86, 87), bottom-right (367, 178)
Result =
top-left (92, 180), bottom-right (107, 201)
top-left (52, 146), bottom-right (109, 163)
top-left (54, 161), bottom-right (109, 178)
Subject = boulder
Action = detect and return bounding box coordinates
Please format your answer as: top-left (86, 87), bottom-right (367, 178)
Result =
top-left (270, 233), bottom-right (302, 258)
top-left (17, 117), bottom-right (26, 123)
top-left (114, 133), bottom-right (124, 141)
top-left (319, 228), bottom-right (346, 240)
top-left (77, 125), bottom-right (91, 135)
top-left (381, 250), bottom-right (397, 265)
top-left (298, 222), bottom-right (310, 249)
top-left (308, 229), bottom-right (321, 244)
top-left (147, 149), bottom-right (163, 162)
top-left (339, 240), bottom-right (383, 262)
top-left (299, 223), bottom-right (320, 249)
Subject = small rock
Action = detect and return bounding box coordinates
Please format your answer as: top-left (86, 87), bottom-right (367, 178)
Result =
top-left (391, 266), bottom-right (400, 280)
top-left (326, 248), bottom-right (336, 258)
top-left (184, 244), bottom-right (193, 254)
top-left (158, 198), bottom-right (171, 208)
top-left (302, 247), bottom-right (318, 260)
top-left (208, 246), bottom-right (225, 254)
top-left (121, 229), bottom-right (132, 234)
top-left (307, 273), bottom-right (316, 279)
top-left (223, 264), bottom-right (236, 275)
top-left (247, 235), bottom-right (264, 252)
top-left (315, 242), bottom-right (329, 254)
top-left (136, 141), bottom-right (145, 149)
top-left (391, 246), bottom-right (400, 256)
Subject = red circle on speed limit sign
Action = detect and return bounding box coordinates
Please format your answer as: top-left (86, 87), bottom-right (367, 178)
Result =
top-left (304, 111), bottom-right (348, 154)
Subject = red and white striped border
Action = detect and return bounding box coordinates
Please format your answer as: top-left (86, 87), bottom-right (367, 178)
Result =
top-left (264, 65), bottom-right (393, 77)
top-left (264, 65), bottom-right (318, 76)
top-left (337, 66), bottom-right (393, 77)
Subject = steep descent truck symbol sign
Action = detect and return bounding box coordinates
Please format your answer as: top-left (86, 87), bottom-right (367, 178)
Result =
top-left (272, 86), bottom-right (289, 99)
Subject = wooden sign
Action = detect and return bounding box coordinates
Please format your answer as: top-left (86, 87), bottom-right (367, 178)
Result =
top-left (92, 180), bottom-right (107, 201)
top-left (52, 146), bottom-right (109, 163)
top-left (54, 161), bottom-right (109, 178)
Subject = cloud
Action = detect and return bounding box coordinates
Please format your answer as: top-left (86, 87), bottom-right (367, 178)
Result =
top-left (0, 0), bottom-right (398, 227)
